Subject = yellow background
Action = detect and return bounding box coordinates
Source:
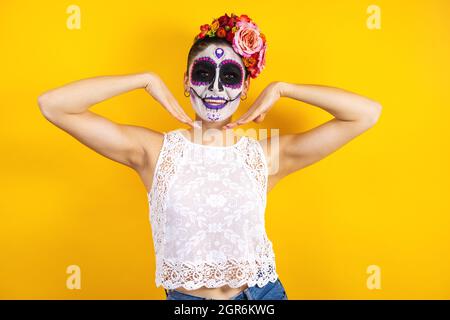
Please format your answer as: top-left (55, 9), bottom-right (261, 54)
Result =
top-left (1, 0), bottom-right (449, 299)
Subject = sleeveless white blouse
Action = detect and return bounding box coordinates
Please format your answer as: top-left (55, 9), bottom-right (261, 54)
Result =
top-left (147, 129), bottom-right (278, 290)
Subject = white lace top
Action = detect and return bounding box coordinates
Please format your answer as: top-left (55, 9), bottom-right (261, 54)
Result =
top-left (147, 129), bottom-right (278, 290)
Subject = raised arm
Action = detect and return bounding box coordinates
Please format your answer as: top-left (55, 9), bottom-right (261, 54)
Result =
top-left (274, 82), bottom-right (382, 177)
top-left (224, 81), bottom-right (382, 190)
top-left (37, 72), bottom-right (194, 170)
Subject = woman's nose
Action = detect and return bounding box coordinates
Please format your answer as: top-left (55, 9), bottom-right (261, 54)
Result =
top-left (208, 72), bottom-right (224, 92)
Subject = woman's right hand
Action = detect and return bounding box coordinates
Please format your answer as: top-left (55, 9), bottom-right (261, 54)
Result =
top-left (144, 72), bottom-right (196, 128)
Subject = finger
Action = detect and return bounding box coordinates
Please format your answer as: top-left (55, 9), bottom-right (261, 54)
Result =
top-left (232, 107), bottom-right (264, 127)
top-left (164, 102), bottom-right (193, 126)
top-left (238, 112), bottom-right (261, 125)
top-left (175, 115), bottom-right (195, 127)
top-left (223, 115), bottom-right (254, 129)
top-left (239, 96), bottom-right (275, 125)
top-left (166, 97), bottom-right (196, 127)
top-left (253, 113), bottom-right (266, 123)
top-left (238, 95), bottom-right (266, 121)
top-left (222, 89), bottom-right (269, 129)
top-left (224, 113), bottom-right (253, 129)
top-left (176, 109), bottom-right (196, 128)
top-left (223, 118), bottom-right (243, 129)
top-left (223, 103), bottom-right (259, 129)
top-left (172, 106), bottom-right (193, 125)
top-left (171, 109), bottom-right (196, 128)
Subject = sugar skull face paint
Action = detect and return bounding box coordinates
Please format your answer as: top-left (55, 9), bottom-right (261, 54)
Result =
top-left (188, 45), bottom-right (245, 122)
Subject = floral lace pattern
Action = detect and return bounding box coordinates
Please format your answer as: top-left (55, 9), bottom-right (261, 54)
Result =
top-left (148, 129), bottom-right (278, 290)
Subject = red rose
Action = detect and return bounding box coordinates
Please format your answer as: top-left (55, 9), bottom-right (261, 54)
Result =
top-left (239, 14), bottom-right (252, 23)
top-left (216, 27), bottom-right (226, 38)
top-left (226, 31), bottom-right (234, 42)
top-left (218, 13), bottom-right (230, 26)
top-left (228, 16), bottom-right (236, 27)
top-left (200, 24), bottom-right (210, 32)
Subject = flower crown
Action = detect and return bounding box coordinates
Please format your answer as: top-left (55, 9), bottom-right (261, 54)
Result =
top-left (194, 13), bottom-right (267, 79)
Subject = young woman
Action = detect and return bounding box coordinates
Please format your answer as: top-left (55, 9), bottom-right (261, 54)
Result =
top-left (37, 13), bottom-right (381, 300)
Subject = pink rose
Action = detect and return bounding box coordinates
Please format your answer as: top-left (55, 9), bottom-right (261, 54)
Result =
top-left (257, 43), bottom-right (267, 72)
top-left (236, 20), bottom-right (259, 31)
top-left (232, 22), bottom-right (263, 58)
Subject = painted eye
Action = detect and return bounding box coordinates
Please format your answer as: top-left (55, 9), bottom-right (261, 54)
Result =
top-left (191, 60), bottom-right (216, 84)
top-left (224, 73), bottom-right (236, 80)
top-left (220, 63), bottom-right (242, 86)
top-left (194, 69), bottom-right (214, 82)
top-left (194, 69), bottom-right (212, 80)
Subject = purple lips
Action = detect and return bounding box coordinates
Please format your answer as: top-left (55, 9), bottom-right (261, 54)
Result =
top-left (202, 96), bottom-right (228, 110)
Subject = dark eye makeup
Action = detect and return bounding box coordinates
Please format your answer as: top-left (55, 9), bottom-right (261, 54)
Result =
top-left (190, 57), bottom-right (243, 88)
top-left (191, 60), bottom-right (216, 85)
top-left (219, 62), bottom-right (243, 87)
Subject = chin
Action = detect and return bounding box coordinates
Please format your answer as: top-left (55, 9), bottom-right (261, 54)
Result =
top-left (192, 97), bottom-right (239, 122)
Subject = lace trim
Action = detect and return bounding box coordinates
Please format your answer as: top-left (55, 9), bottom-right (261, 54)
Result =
top-left (148, 131), bottom-right (185, 257)
top-left (156, 235), bottom-right (278, 290)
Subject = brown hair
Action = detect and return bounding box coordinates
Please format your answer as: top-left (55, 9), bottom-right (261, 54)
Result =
top-left (186, 37), bottom-right (249, 80)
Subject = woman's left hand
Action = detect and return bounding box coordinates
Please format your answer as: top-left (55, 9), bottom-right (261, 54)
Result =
top-left (223, 81), bottom-right (284, 130)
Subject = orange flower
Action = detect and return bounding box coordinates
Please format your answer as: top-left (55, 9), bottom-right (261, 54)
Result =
top-left (210, 20), bottom-right (220, 32)
top-left (216, 27), bottom-right (226, 38)
top-left (243, 56), bottom-right (257, 68)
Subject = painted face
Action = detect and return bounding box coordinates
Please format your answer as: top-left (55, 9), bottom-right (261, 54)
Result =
top-left (188, 45), bottom-right (245, 122)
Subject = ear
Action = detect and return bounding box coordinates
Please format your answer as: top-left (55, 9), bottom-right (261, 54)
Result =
top-left (242, 76), bottom-right (250, 95)
top-left (183, 71), bottom-right (189, 92)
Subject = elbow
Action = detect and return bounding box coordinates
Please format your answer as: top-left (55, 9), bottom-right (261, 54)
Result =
top-left (362, 101), bottom-right (382, 126)
top-left (37, 92), bottom-right (58, 120)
